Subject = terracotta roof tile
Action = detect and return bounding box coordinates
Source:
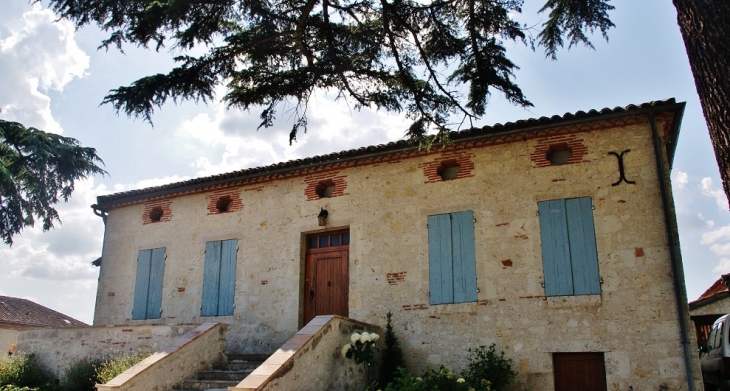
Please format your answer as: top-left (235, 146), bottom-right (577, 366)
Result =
top-left (94, 98), bottom-right (684, 209)
top-left (0, 296), bottom-right (88, 329)
top-left (688, 274), bottom-right (730, 310)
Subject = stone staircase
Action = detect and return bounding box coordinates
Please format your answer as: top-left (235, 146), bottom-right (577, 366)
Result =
top-left (171, 354), bottom-right (268, 391)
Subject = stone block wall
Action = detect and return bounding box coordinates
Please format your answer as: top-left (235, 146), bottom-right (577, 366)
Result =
top-left (0, 327), bottom-right (18, 353)
top-left (12, 324), bottom-right (198, 377)
top-left (96, 323), bottom-right (226, 391)
top-left (690, 297), bottom-right (730, 317)
top-left (93, 114), bottom-right (700, 390)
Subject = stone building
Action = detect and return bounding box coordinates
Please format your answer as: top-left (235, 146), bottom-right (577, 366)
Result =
top-left (689, 274), bottom-right (730, 350)
top-left (90, 99), bottom-right (701, 390)
top-left (0, 295), bottom-right (87, 354)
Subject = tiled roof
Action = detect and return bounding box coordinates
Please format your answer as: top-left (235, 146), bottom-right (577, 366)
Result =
top-left (689, 274), bottom-right (730, 310)
top-left (95, 98), bottom-right (684, 209)
top-left (0, 296), bottom-right (88, 329)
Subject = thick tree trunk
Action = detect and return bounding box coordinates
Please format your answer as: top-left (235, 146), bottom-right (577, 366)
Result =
top-left (673, 0), bottom-right (730, 209)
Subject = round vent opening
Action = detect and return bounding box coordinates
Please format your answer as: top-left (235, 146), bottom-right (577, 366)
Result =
top-left (216, 196), bottom-right (232, 212)
top-left (437, 160), bottom-right (461, 180)
top-left (315, 180), bottom-right (336, 198)
top-left (546, 143), bottom-right (573, 165)
top-left (149, 207), bottom-right (164, 222)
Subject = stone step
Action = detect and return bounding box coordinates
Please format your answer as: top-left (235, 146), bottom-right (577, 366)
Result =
top-left (211, 361), bottom-right (261, 372)
top-left (195, 369), bottom-right (255, 381)
top-left (175, 379), bottom-right (241, 390)
top-left (169, 354), bottom-right (268, 391)
top-left (225, 353), bottom-right (270, 363)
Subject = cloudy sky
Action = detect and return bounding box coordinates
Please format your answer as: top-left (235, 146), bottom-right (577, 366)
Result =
top-left (1, 0), bottom-right (728, 324)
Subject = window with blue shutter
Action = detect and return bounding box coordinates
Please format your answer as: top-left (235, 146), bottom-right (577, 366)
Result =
top-left (132, 248), bottom-right (166, 320)
top-left (428, 210), bottom-right (477, 305)
top-left (538, 197), bottom-right (600, 296)
top-left (202, 239), bottom-right (238, 316)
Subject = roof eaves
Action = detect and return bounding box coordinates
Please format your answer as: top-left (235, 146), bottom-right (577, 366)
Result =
top-left (94, 99), bottom-right (684, 209)
top-left (689, 291), bottom-right (730, 311)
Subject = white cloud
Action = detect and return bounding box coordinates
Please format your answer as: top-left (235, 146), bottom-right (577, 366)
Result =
top-left (672, 170), bottom-right (688, 189)
top-left (701, 224), bottom-right (730, 275)
top-left (129, 175), bottom-right (193, 190)
top-left (701, 225), bottom-right (730, 245)
top-left (177, 89), bottom-right (409, 178)
top-left (0, 3), bottom-right (89, 132)
top-left (710, 243), bottom-right (730, 256)
top-left (701, 177), bottom-right (730, 211)
top-left (714, 258), bottom-right (730, 274)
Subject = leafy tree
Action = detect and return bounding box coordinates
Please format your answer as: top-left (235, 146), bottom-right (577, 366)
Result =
top-left (43, 0), bottom-right (612, 146)
top-left (0, 119), bottom-right (107, 246)
top-left (43, 0), bottom-right (730, 207)
top-left (673, 0), bottom-right (730, 209)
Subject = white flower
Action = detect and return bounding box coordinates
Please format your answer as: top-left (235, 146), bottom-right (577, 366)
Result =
top-left (370, 333), bottom-right (380, 342)
top-left (351, 333), bottom-right (361, 344)
top-left (457, 378), bottom-right (465, 383)
top-left (341, 343), bottom-right (352, 357)
top-left (360, 332), bottom-right (371, 342)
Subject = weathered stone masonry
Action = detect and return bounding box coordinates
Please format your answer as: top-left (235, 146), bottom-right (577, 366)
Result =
top-left (92, 101), bottom-right (701, 391)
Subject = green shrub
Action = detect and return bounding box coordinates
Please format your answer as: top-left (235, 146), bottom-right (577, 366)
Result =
top-left (0, 386), bottom-right (42, 391)
top-left (0, 353), bottom-right (55, 390)
top-left (59, 359), bottom-right (101, 391)
top-left (463, 344), bottom-right (515, 391)
top-left (372, 344), bottom-right (515, 391)
top-left (379, 311), bottom-right (405, 387)
top-left (95, 351), bottom-right (149, 385)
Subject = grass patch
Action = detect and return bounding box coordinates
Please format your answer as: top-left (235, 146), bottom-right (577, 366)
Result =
top-left (95, 350), bottom-right (149, 385)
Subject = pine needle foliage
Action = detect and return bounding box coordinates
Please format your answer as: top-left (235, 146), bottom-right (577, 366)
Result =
top-left (379, 311), bottom-right (405, 386)
top-left (0, 120), bottom-right (107, 246)
top-left (45, 0), bottom-right (614, 144)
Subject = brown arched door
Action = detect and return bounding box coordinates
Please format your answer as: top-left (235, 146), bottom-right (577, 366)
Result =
top-left (303, 230), bottom-right (349, 325)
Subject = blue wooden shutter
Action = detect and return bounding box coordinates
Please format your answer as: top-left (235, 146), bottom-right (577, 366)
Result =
top-left (566, 197), bottom-right (601, 295)
top-left (428, 214), bottom-right (453, 304)
top-left (201, 241), bottom-right (222, 316)
top-left (146, 248), bottom-right (166, 319)
top-left (132, 250), bottom-right (152, 320)
top-left (538, 200), bottom-right (574, 296)
top-left (451, 211), bottom-right (477, 303)
top-left (217, 239), bottom-right (237, 316)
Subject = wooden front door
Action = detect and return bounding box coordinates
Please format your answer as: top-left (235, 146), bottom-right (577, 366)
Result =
top-left (553, 353), bottom-right (607, 391)
top-left (303, 230), bottom-right (350, 325)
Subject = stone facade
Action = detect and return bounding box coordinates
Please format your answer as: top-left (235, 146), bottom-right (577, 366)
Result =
top-left (92, 100), bottom-right (701, 390)
top-left (9, 324), bottom-right (198, 377)
top-left (691, 296), bottom-right (730, 317)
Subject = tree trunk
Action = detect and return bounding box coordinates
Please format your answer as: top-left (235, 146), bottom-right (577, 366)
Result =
top-left (673, 0), bottom-right (730, 209)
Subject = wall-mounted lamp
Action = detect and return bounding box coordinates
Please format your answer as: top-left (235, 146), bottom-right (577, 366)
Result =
top-left (318, 207), bottom-right (329, 226)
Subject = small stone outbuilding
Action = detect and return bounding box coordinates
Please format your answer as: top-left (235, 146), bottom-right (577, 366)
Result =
top-left (0, 295), bottom-right (87, 353)
top-left (690, 274), bottom-right (730, 350)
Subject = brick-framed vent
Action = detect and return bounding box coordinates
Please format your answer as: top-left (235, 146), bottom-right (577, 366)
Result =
top-left (531, 134), bottom-right (589, 168)
top-left (419, 151), bottom-right (475, 183)
top-left (142, 199), bottom-right (172, 224)
top-left (304, 172), bottom-right (348, 201)
top-left (206, 189), bottom-right (243, 214)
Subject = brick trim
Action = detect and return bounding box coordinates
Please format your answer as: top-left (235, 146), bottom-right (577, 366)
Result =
top-left (531, 134), bottom-right (590, 168)
top-left (386, 271), bottom-right (407, 285)
top-left (303, 172), bottom-right (348, 201)
top-left (418, 150), bottom-right (476, 183)
top-left (142, 199), bottom-right (172, 224)
top-left (105, 117), bottom-right (643, 210)
top-left (206, 189), bottom-right (244, 215)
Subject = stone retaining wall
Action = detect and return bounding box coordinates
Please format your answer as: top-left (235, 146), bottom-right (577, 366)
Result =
top-left (13, 324), bottom-right (199, 377)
